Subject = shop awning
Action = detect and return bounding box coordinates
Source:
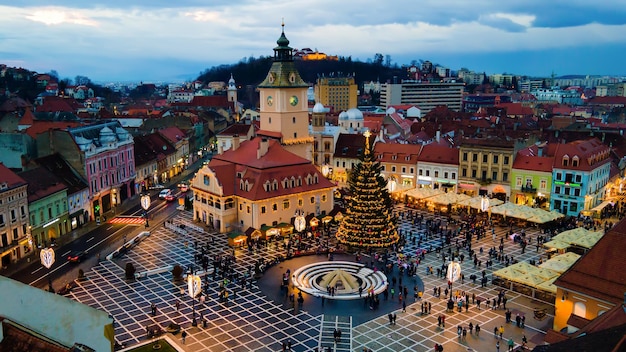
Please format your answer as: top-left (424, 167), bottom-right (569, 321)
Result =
top-left (590, 200), bottom-right (613, 213)
top-left (458, 183), bottom-right (475, 190)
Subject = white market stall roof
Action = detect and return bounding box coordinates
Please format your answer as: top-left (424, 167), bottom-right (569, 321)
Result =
top-left (405, 188), bottom-right (444, 200)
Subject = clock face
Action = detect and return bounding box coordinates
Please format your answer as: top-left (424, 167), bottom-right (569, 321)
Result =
top-left (267, 96), bottom-right (273, 106)
top-left (290, 95), bottom-right (299, 106)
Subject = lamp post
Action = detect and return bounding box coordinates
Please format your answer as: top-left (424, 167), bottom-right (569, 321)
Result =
top-left (141, 194), bottom-right (151, 228)
top-left (188, 273), bottom-right (201, 326)
top-left (40, 247), bottom-right (55, 292)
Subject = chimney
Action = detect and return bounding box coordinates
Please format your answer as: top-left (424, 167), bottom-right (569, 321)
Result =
top-left (436, 130), bottom-right (441, 143)
top-left (257, 138), bottom-right (269, 159)
top-left (232, 134), bottom-right (239, 151)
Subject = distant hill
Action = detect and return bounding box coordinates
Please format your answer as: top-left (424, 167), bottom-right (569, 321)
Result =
top-left (197, 56), bottom-right (408, 87)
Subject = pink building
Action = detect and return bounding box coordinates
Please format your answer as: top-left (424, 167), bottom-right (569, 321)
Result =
top-left (37, 122), bottom-right (135, 221)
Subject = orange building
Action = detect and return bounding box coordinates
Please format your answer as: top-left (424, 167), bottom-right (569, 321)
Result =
top-left (550, 218), bottom-right (626, 335)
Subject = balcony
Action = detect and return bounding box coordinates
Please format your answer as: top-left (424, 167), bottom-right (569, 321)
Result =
top-left (521, 186), bottom-right (537, 193)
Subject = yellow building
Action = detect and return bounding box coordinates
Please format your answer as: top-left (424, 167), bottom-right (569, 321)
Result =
top-left (550, 219), bottom-right (626, 334)
top-left (191, 137), bottom-right (335, 234)
top-left (314, 76), bottom-right (358, 112)
top-left (458, 137), bottom-right (515, 200)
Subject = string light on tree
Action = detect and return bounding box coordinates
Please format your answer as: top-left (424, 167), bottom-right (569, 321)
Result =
top-left (335, 130), bottom-right (399, 248)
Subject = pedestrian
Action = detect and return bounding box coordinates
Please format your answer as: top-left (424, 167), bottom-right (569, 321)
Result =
top-left (389, 313), bottom-right (394, 325)
top-left (507, 337), bottom-right (514, 351)
top-left (180, 287), bottom-right (185, 296)
top-left (496, 340), bottom-right (500, 352)
top-left (181, 330), bottom-right (187, 344)
top-left (402, 300), bottom-right (406, 312)
top-left (499, 325), bottom-right (504, 339)
top-left (428, 302), bottom-right (432, 314)
top-left (393, 313), bottom-right (397, 325)
top-left (494, 326), bottom-right (498, 338)
top-left (521, 315), bottom-right (525, 328)
top-left (475, 323), bottom-right (480, 336)
top-left (176, 300), bottom-right (180, 311)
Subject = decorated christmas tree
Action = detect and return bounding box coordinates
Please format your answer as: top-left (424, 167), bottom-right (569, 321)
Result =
top-left (336, 131), bottom-right (399, 248)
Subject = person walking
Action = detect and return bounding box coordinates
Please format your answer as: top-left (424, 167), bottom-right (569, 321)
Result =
top-left (475, 323), bottom-right (480, 336)
top-left (402, 300), bottom-right (407, 313)
top-left (507, 337), bottom-right (514, 351)
top-left (181, 330), bottom-right (187, 344)
top-left (496, 340), bottom-right (500, 352)
top-left (499, 325), bottom-right (504, 339)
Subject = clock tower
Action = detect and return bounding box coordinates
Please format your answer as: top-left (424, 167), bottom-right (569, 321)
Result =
top-left (257, 23), bottom-right (313, 161)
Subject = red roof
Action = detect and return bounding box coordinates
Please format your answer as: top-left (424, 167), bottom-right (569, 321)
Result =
top-left (24, 121), bottom-right (82, 139)
top-left (18, 109), bottom-right (35, 126)
top-left (206, 137), bottom-right (334, 201)
top-left (498, 102), bottom-right (534, 116)
top-left (554, 217), bottom-right (626, 305)
top-left (418, 144), bottom-right (459, 165)
top-left (218, 124), bottom-right (254, 137)
top-left (256, 129), bottom-right (283, 139)
top-left (373, 143), bottom-right (421, 164)
top-left (19, 167), bottom-right (67, 202)
top-left (0, 163), bottom-right (27, 189)
top-left (35, 96), bottom-right (80, 113)
top-left (158, 126), bottom-right (187, 144)
top-left (513, 145), bottom-right (554, 172)
top-left (587, 96), bottom-right (626, 106)
top-left (546, 138), bottom-right (611, 171)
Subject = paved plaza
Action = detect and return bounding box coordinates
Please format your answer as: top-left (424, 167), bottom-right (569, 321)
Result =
top-left (66, 205), bottom-right (555, 351)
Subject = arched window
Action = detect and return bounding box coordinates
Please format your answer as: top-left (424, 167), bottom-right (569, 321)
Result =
top-left (573, 302), bottom-right (586, 318)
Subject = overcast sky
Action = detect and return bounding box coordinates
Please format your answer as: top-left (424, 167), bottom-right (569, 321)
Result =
top-left (2, 1), bottom-right (626, 83)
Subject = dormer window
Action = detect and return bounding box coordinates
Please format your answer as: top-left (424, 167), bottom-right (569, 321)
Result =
top-left (572, 156), bottom-right (579, 167)
top-left (392, 155), bottom-right (397, 160)
top-left (405, 156), bottom-right (410, 161)
top-left (562, 155), bottom-right (569, 167)
top-left (273, 179), bottom-right (278, 191)
top-left (314, 174), bottom-right (319, 184)
top-left (290, 176), bottom-right (296, 188)
top-left (378, 155), bottom-right (382, 159)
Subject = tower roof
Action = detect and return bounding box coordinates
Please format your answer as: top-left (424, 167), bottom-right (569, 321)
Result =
top-left (258, 24), bottom-right (308, 88)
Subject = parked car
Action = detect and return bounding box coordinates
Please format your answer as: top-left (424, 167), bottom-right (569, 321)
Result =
top-left (158, 189), bottom-right (172, 199)
top-left (67, 250), bottom-right (87, 263)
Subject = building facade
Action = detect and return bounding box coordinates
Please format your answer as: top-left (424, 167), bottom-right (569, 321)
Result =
top-left (0, 163), bottom-right (31, 268)
top-left (416, 144), bottom-right (460, 193)
top-left (20, 167), bottom-right (68, 248)
top-left (458, 137), bottom-right (515, 200)
top-left (510, 144), bottom-right (554, 209)
top-left (314, 76), bottom-right (358, 112)
top-left (374, 143), bottom-right (420, 192)
top-left (547, 139), bottom-right (611, 216)
top-left (36, 122), bottom-right (135, 221)
top-left (380, 81), bottom-right (464, 114)
top-left (191, 137), bottom-right (335, 234)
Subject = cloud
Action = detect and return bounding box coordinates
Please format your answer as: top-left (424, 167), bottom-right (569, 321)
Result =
top-left (1, 2), bottom-right (626, 81)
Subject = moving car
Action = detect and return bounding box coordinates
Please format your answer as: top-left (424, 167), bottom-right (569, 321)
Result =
top-left (158, 189), bottom-right (172, 199)
top-left (67, 250), bottom-right (87, 263)
top-left (177, 183), bottom-right (189, 192)
top-left (164, 194), bottom-right (176, 202)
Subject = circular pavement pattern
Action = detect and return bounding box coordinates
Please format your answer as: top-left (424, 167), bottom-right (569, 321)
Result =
top-left (291, 260), bottom-right (388, 300)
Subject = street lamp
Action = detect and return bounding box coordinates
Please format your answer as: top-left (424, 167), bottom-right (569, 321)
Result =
top-left (294, 210), bottom-right (306, 233)
top-left (187, 273), bottom-right (201, 326)
top-left (141, 194), bottom-right (151, 228)
top-left (40, 247), bottom-right (55, 292)
top-left (446, 261), bottom-right (461, 292)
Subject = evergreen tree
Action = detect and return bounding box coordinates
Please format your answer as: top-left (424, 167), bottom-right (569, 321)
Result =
top-left (336, 131), bottom-right (399, 248)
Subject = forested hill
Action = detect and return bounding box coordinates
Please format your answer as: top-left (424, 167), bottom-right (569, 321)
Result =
top-left (197, 56), bottom-right (408, 87)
